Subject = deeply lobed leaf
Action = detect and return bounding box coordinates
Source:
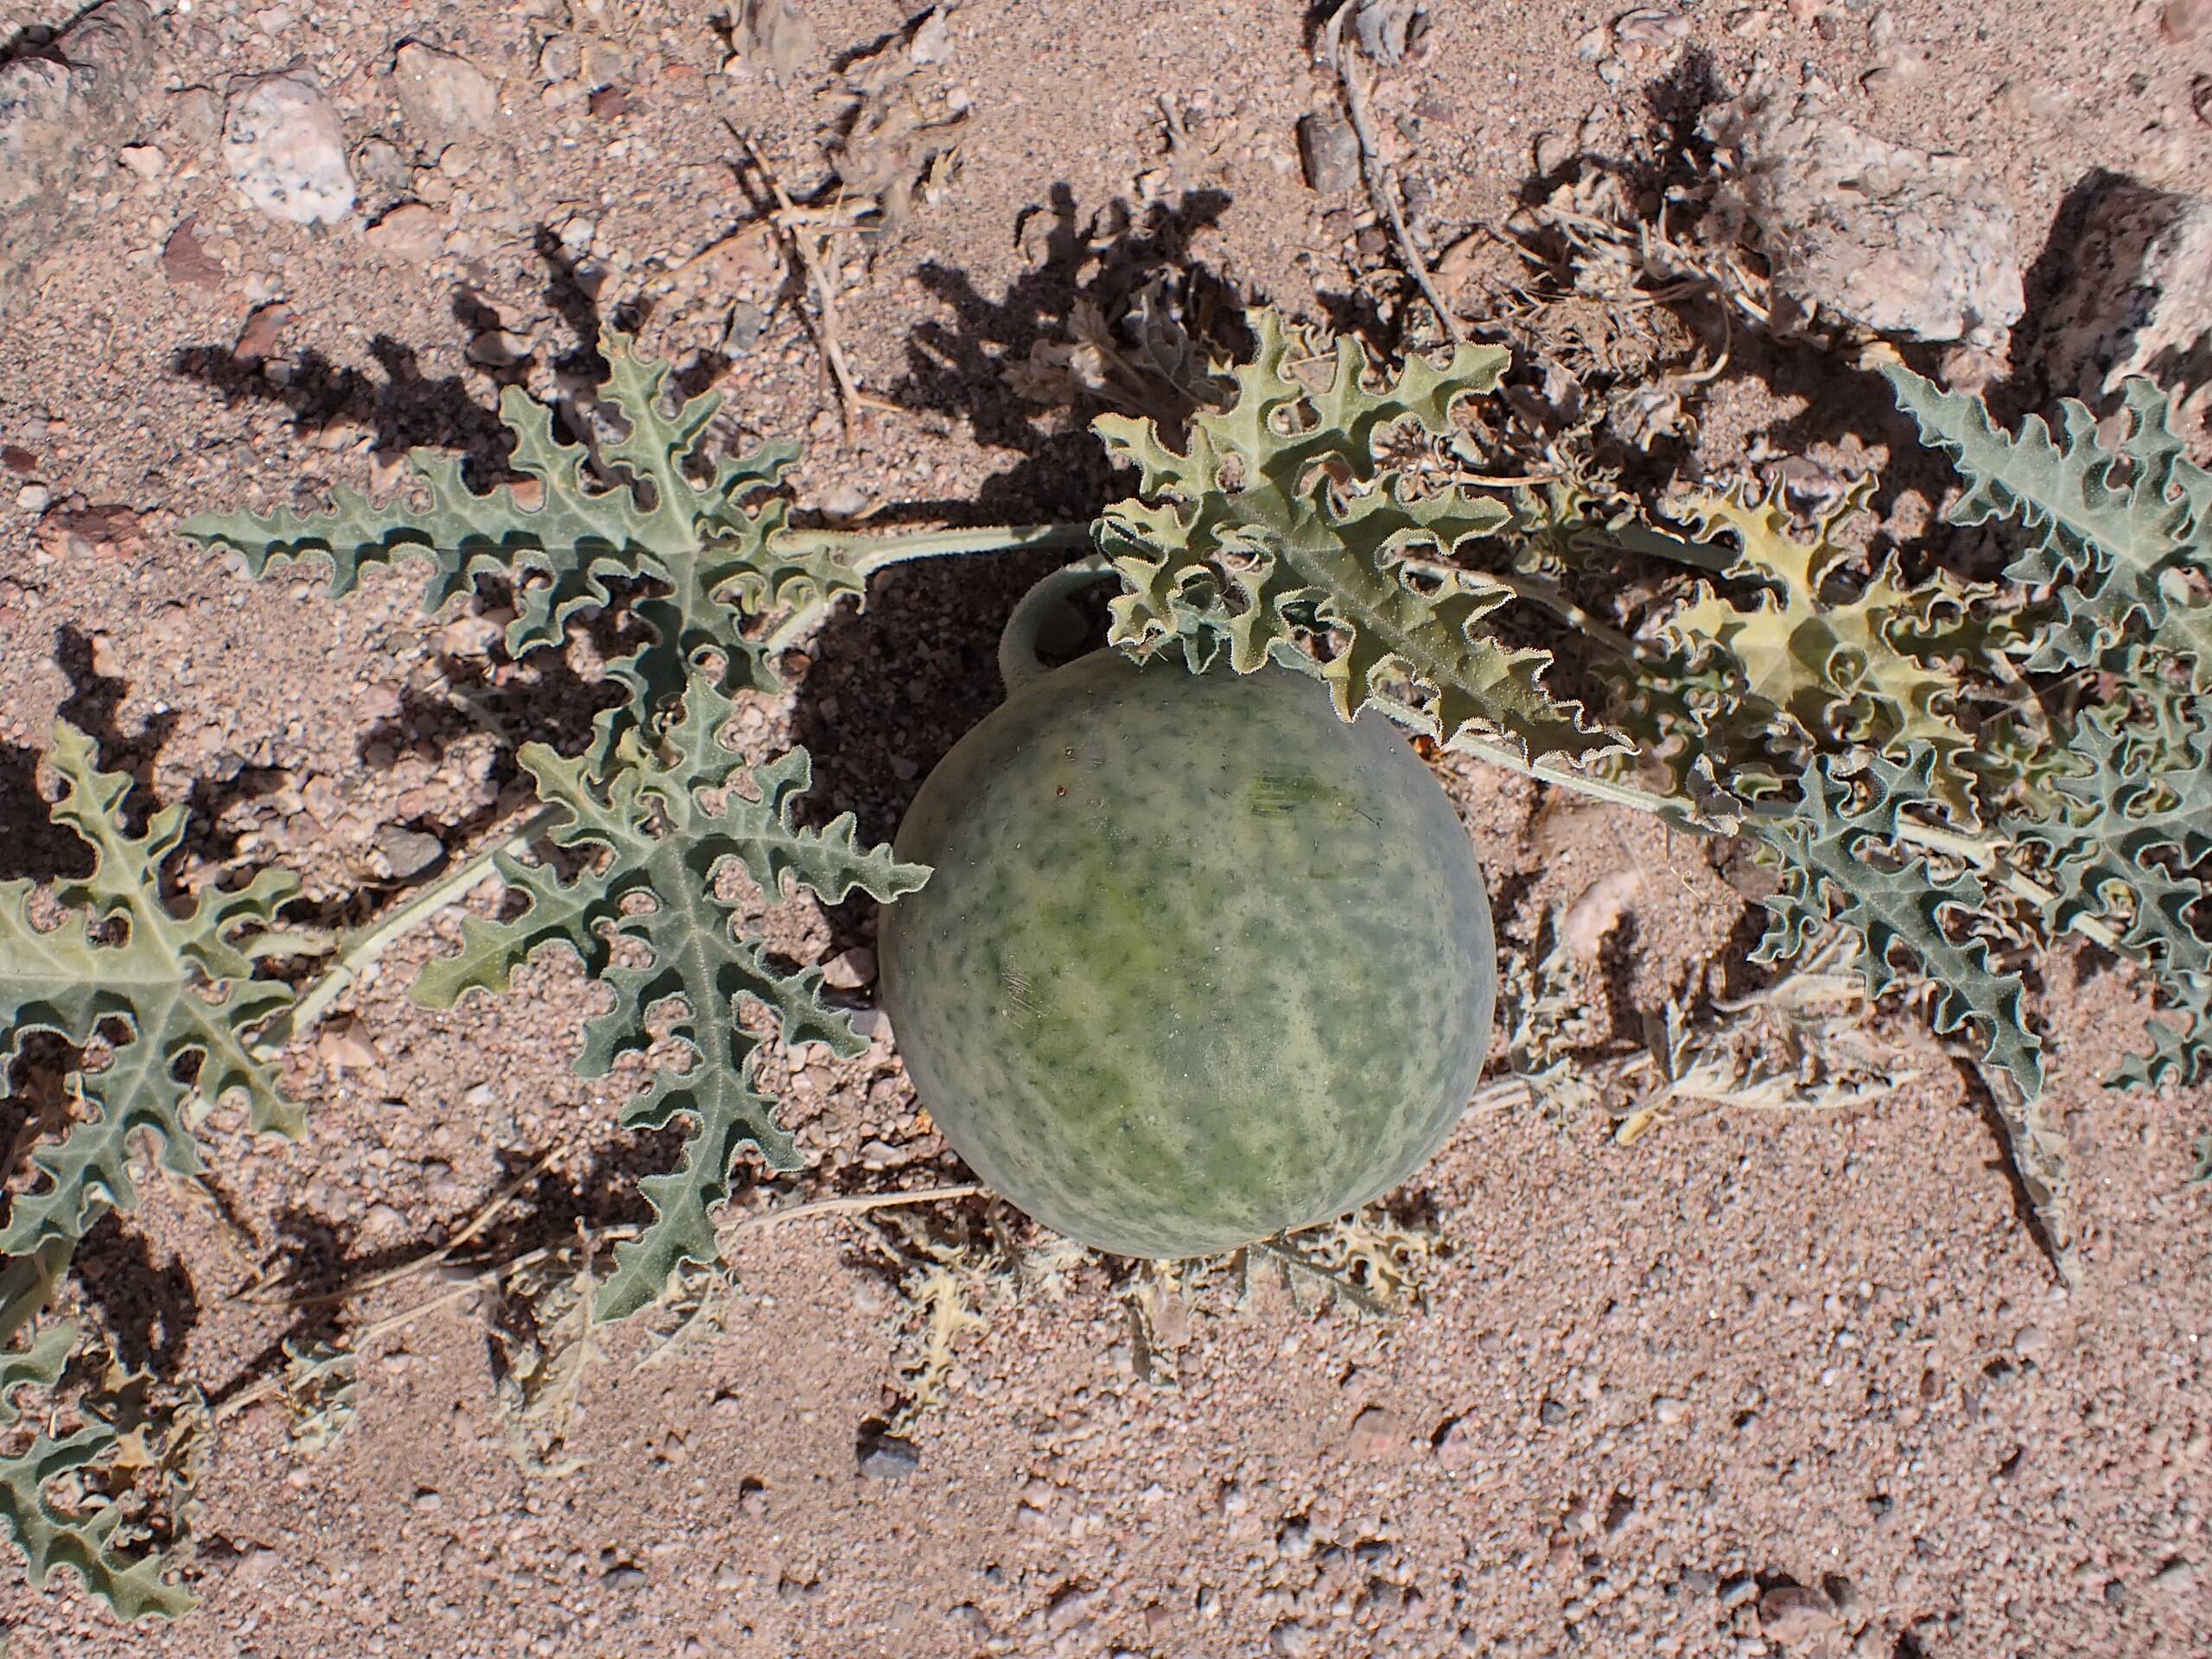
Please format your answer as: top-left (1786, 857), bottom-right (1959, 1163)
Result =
top-left (1656, 479), bottom-right (1983, 820)
top-left (1880, 364), bottom-right (2212, 684)
top-left (0, 1243), bottom-right (194, 1620)
top-left (411, 677), bottom-right (927, 1319)
top-left (2007, 702), bottom-right (2212, 1086)
top-left (1096, 309), bottom-right (1611, 764)
top-left (0, 725), bottom-right (310, 1255)
top-left (1749, 747), bottom-right (2042, 1096)
top-left (180, 334), bottom-right (862, 741)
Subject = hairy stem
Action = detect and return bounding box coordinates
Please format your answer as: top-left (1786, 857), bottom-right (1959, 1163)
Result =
top-left (1889, 813), bottom-right (2124, 951)
top-left (1441, 727), bottom-right (1717, 830)
top-left (253, 804), bottom-right (563, 1058)
top-left (762, 521), bottom-right (1096, 656)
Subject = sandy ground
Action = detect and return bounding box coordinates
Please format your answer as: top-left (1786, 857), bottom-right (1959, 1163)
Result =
top-left (3, 1), bottom-right (2211, 1656)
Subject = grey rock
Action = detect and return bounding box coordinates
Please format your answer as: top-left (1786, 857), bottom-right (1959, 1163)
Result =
top-left (858, 1434), bottom-right (920, 1480)
top-left (224, 72), bottom-right (354, 226)
top-left (1046, 1585), bottom-right (1100, 1630)
top-left (0, 1), bottom-right (154, 308)
top-left (1701, 78), bottom-right (2023, 348)
top-left (1719, 1573), bottom-right (1758, 1608)
top-left (1297, 111), bottom-right (1359, 194)
top-left (391, 42), bottom-right (500, 157)
top-left (355, 136), bottom-right (413, 195)
top-left (949, 1602), bottom-right (991, 1640)
top-left (2034, 176), bottom-right (2212, 460)
top-left (375, 824), bottom-right (445, 879)
top-left (1268, 1620), bottom-right (1318, 1657)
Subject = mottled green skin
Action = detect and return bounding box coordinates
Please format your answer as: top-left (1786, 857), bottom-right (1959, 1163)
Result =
top-left (880, 650), bottom-right (1496, 1259)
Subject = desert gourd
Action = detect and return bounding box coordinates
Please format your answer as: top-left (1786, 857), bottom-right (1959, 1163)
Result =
top-left (880, 565), bottom-right (1497, 1259)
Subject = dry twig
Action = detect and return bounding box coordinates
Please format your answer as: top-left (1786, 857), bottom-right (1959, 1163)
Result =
top-left (1323, 1), bottom-right (1462, 346)
top-left (728, 127), bottom-right (899, 428)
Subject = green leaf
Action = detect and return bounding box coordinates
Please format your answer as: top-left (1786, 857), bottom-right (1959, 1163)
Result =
top-left (0, 726), bottom-right (310, 1255)
top-left (1657, 478), bottom-right (1983, 819)
top-left (1879, 364), bottom-right (2212, 684)
top-left (1097, 309), bottom-right (1611, 764)
top-left (180, 333), bottom-right (862, 735)
top-left (1748, 747), bottom-right (2042, 1096)
top-left (2007, 702), bottom-right (2212, 1087)
top-left (0, 1241), bottom-right (194, 1621)
top-left (410, 677), bottom-right (928, 1319)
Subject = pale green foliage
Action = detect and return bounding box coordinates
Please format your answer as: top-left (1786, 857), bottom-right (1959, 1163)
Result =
top-left (182, 334), bottom-right (925, 1323)
top-left (1655, 480), bottom-right (1981, 818)
top-left (275, 1338), bottom-right (359, 1457)
top-left (181, 333), bottom-right (863, 743)
top-left (0, 733), bottom-right (302, 1618)
top-left (1883, 362), bottom-right (2212, 1087)
top-left (413, 678), bottom-right (925, 1319)
top-left (0, 724), bottom-right (313, 1255)
top-left (1750, 747), bottom-right (2040, 1094)
top-left (1097, 310), bottom-right (1611, 763)
top-left (1881, 365), bottom-right (2212, 684)
top-left (0, 1242), bottom-right (195, 1620)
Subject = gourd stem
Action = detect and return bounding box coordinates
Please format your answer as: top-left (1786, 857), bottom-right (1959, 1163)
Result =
top-left (763, 522), bottom-right (1096, 657)
top-left (998, 556), bottom-right (1117, 694)
top-left (1441, 729), bottom-right (1717, 830)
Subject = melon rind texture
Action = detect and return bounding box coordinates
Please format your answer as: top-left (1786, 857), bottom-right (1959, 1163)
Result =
top-left (880, 650), bottom-right (1496, 1259)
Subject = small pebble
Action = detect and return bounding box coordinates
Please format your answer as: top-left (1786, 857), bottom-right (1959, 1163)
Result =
top-left (365, 201), bottom-right (446, 263)
top-left (1342, 1403), bottom-right (1404, 1459)
top-left (822, 946), bottom-right (876, 989)
top-left (1432, 1415), bottom-right (1477, 1471)
top-left (1296, 111), bottom-right (1359, 194)
top-left (1758, 1583), bottom-right (1839, 1646)
top-left (859, 1434), bottom-right (921, 1480)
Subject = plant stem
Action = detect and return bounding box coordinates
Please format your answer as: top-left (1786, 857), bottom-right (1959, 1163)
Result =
top-left (1324, 0), bottom-right (1462, 347)
top-left (1887, 813), bottom-right (2124, 951)
top-left (253, 804), bottom-right (563, 1058)
top-left (1443, 728), bottom-right (1719, 830)
top-left (762, 521), bottom-right (1096, 656)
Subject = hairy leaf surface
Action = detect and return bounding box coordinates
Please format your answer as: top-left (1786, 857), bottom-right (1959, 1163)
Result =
top-left (1750, 747), bottom-right (2041, 1095)
top-left (0, 726), bottom-right (310, 1255)
top-left (1880, 364), bottom-right (2212, 682)
top-left (1659, 480), bottom-right (1981, 818)
top-left (0, 1240), bottom-right (194, 1620)
top-left (1097, 309), bottom-right (1611, 763)
top-left (2007, 702), bottom-right (2212, 1085)
top-left (180, 334), bottom-right (861, 734)
top-left (411, 678), bottom-right (927, 1319)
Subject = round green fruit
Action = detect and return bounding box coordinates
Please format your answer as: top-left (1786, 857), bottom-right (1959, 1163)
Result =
top-left (880, 646), bottom-right (1496, 1260)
